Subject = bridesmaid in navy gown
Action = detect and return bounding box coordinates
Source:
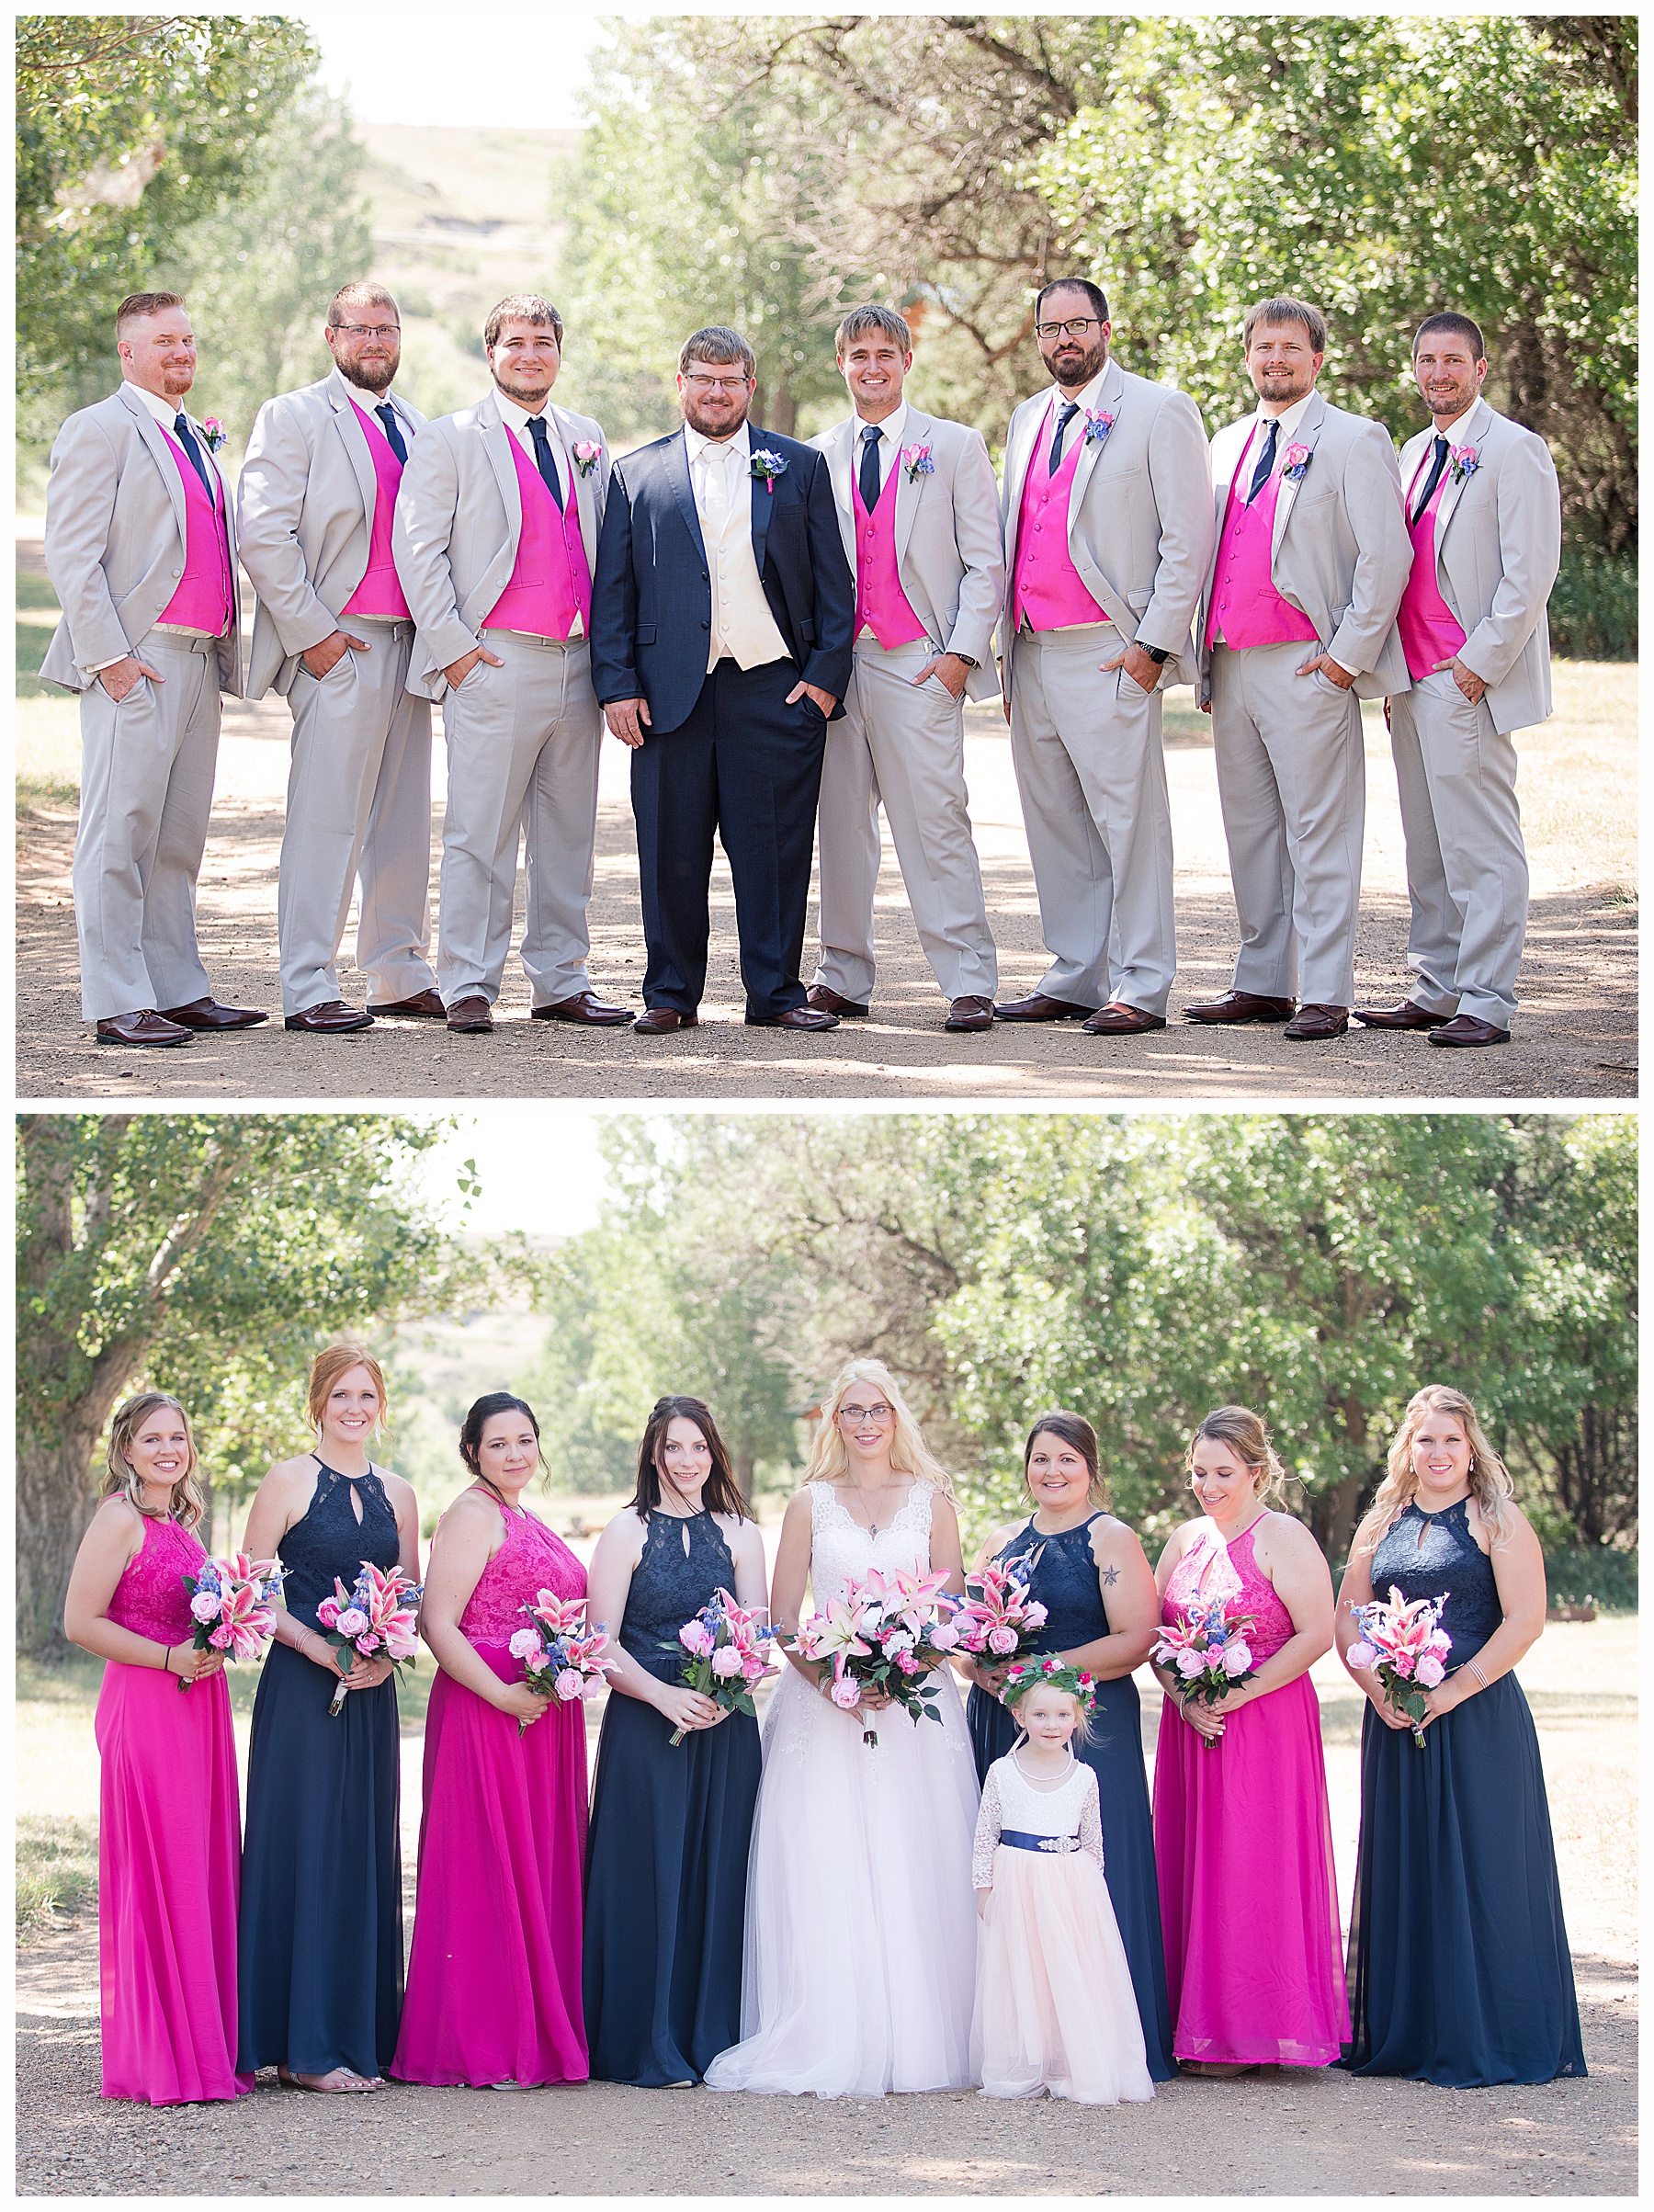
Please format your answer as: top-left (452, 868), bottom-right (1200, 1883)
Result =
top-left (583, 1396), bottom-right (768, 2084)
top-left (1338, 1384), bottom-right (1585, 2087)
top-left (962, 1411), bottom-right (1176, 2081)
top-left (238, 1346), bottom-right (423, 2092)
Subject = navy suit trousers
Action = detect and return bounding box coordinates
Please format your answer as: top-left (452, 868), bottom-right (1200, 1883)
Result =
top-left (629, 656), bottom-right (827, 1018)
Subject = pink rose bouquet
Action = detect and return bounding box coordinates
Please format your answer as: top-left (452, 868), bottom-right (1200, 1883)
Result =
top-left (664, 1587), bottom-right (776, 1745)
top-left (509, 1590), bottom-right (614, 1736)
top-left (789, 1565), bottom-right (962, 1747)
top-left (178, 1552), bottom-right (284, 1692)
top-left (1346, 1586), bottom-right (1453, 1748)
top-left (1153, 1594), bottom-right (1259, 1749)
top-left (954, 1559), bottom-right (1049, 1667)
top-left (316, 1560), bottom-right (422, 1716)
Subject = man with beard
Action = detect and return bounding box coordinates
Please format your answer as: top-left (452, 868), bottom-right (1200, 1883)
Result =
top-left (41, 291), bottom-right (266, 1047)
top-left (393, 293), bottom-right (629, 1034)
top-left (591, 325), bottom-right (855, 1033)
top-left (994, 278), bottom-right (1212, 1036)
top-left (1190, 297), bottom-right (1410, 1040)
top-left (238, 282), bottom-right (441, 1033)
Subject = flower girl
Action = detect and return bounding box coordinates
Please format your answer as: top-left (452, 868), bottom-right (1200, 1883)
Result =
top-left (971, 1660), bottom-right (1155, 2104)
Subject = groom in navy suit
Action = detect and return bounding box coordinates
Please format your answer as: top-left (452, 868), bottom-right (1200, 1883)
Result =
top-left (591, 325), bottom-right (855, 1031)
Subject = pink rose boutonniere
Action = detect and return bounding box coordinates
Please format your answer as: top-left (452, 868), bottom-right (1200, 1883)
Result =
top-left (1082, 408), bottom-right (1116, 446)
top-left (1282, 443), bottom-right (1311, 481)
top-left (750, 447), bottom-right (788, 495)
top-left (571, 439), bottom-right (602, 477)
top-left (200, 417), bottom-right (227, 455)
top-left (900, 443), bottom-right (935, 484)
top-left (1447, 444), bottom-right (1480, 486)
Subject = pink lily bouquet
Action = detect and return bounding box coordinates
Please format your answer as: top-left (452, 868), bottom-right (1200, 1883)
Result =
top-left (1347, 1587), bottom-right (1452, 1748)
top-left (667, 1587), bottom-right (777, 1745)
top-left (954, 1559), bottom-right (1049, 1666)
top-left (509, 1591), bottom-right (615, 1737)
top-left (316, 1561), bottom-right (422, 1716)
top-left (1153, 1595), bottom-right (1259, 1749)
top-left (790, 1566), bottom-right (963, 1747)
top-left (179, 1552), bottom-right (285, 1693)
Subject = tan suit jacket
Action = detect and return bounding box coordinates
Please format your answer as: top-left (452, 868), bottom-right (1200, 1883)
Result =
top-left (812, 407), bottom-right (1005, 702)
top-left (41, 382), bottom-right (243, 696)
top-left (998, 356), bottom-right (1213, 694)
top-left (391, 388), bottom-right (609, 699)
top-left (237, 368), bottom-right (426, 698)
top-left (1396, 398), bottom-right (1559, 735)
top-left (1199, 390), bottom-right (1410, 703)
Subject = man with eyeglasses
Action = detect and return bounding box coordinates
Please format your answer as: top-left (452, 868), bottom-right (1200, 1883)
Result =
top-left (591, 325), bottom-right (855, 1033)
top-left (238, 283), bottom-right (441, 1034)
top-left (995, 278), bottom-right (1212, 1037)
top-left (394, 294), bottom-right (629, 1035)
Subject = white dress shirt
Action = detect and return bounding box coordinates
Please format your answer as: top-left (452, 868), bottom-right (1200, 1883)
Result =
top-left (494, 390), bottom-right (572, 507)
top-left (850, 399), bottom-right (910, 499)
top-left (684, 420), bottom-right (788, 672)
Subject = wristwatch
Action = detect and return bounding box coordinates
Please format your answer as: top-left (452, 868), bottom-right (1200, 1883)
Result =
top-left (948, 652), bottom-right (980, 669)
top-left (1142, 645), bottom-right (1171, 664)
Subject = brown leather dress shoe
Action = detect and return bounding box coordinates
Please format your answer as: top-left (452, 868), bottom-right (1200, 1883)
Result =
top-left (159, 997), bottom-right (268, 1029)
top-left (1283, 1002), bottom-right (1350, 1039)
top-left (531, 991), bottom-right (632, 1027)
top-left (1082, 1002), bottom-right (1167, 1034)
top-left (807, 984), bottom-right (869, 1017)
top-left (446, 995), bottom-right (493, 1033)
top-left (1427, 1014), bottom-right (1512, 1047)
top-left (368, 989), bottom-right (446, 1018)
top-left (1352, 998), bottom-right (1451, 1029)
top-left (284, 1000), bottom-right (373, 1034)
top-left (991, 993), bottom-right (1096, 1023)
top-left (1183, 991), bottom-right (1297, 1025)
top-left (745, 1005), bottom-right (840, 1030)
top-left (945, 995), bottom-right (995, 1032)
top-left (632, 1006), bottom-right (697, 1034)
top-left (96, 1009), bottom-right (193, 1047)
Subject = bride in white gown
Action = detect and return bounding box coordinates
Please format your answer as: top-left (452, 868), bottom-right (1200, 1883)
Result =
top-left (705, 1359), bottom-right (981, 2097)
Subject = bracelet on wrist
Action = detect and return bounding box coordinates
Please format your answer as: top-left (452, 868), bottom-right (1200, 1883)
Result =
top-left (162, 1647), bottom-right (171, 1675)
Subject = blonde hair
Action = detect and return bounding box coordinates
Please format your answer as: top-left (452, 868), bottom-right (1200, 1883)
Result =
top-left (1359, 1385), bottom-right (1514, 1552)
top-left (101, 1393), bottom-right (206, 1527)
top-left (1008, 1679), bottom-right (1093, 1748)
top-left (804, 1359), bottom-right (956, 1499)
top-left (1185, 1405), bottom-right (1288, 1506)
top-left (306, 1344), bottom-right (391, 1438)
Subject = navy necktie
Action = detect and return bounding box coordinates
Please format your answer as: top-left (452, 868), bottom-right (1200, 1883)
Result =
top-left (1048, 400), bottom-right (1080, 475)
top-left (172, 412), bottom-right (213, 500)
top-left (1410, 434), bottom-right (1450, 526)
top-left (858, 423), bottom-right (884, 515)
top-left (375, 403), bottom-right (408, 466)
top-left (1245, 418), bottom-right (1280, 505)
top-left (527, 414), bottom-right (565, 512)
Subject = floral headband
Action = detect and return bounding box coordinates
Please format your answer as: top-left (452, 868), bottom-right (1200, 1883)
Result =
top-left (1002, 1655), bottom-right (1097, 1714)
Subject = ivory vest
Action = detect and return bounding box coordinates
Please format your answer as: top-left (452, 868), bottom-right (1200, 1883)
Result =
top-left (1205, 425), bottom-right (1320, 652)
top-left (852, 459), bottom-right (928, 649)
top-left (482, 428), bottom-right (591, 639)
top-left (158, 436), bottom-right (233, 635)
top-left (1396, 462), bottom-right (1467, 682)
top-left (342, 402), bottom-right (412, 620)
top-left (1012, 397), bottom-right (1107, 630)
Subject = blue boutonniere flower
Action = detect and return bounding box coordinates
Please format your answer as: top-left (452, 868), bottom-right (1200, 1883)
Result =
top-left (1282, 442), bottom-right (1311, 482)
top-left (1447, 444), bottom-right (1480, 486)
top-left (1082, 408), bottom-right (1116, 445)
top-left (900, 443), bottom-right (935, 484)
top-left (750, 448), bottom-right (787, 495)
top-left (200, 417), bottom-right (228, 455)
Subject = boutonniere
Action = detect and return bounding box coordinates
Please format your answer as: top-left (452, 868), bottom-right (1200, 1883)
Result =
top-left (571, 439), bottom-right (602, 478)
top-left (749, 448), bottom-right (788, 495)
top-left (1282, 443), bottom-right (1311, 481)
top-left (1447, 444), bottom-right (1479, 486)
top-left (1082, 408), bottom-right (1116, 446)
top-left (200, 417), bottom-right (227, 455)
top-left (900, 443), bottom-right (935, 483)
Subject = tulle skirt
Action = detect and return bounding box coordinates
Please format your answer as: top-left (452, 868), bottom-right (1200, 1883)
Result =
top-left (973, 1845), bottom-right (1155, 2105)
top-left (703, 1664), bottom-right (980, 2096)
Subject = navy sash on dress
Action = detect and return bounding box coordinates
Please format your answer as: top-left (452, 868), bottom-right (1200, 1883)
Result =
top-left (1000, 1828), bottom-right (1081, 1855)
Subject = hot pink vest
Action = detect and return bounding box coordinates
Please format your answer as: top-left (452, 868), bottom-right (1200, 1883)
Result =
top-left (158, 435), bottom-right (233, 635)
top-left (1396, 462), bottom-right (1467, 682)
top-left (482, 427), bottom-right (592, 639)
top-left (852, 458), bottom-right (927, 649)
top-left (1011, 396), bottom-right (1107, 630)
top-left (342, 402), bottom-right (411, 620)
top-left (1205, 424), bottom-right (1320, 652)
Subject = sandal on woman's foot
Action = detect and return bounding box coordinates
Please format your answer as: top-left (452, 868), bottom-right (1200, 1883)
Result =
top-left (1181, 2059), bottom-right (1258, 2079)
top-left (278, 2065), bottom-right (378, 2093)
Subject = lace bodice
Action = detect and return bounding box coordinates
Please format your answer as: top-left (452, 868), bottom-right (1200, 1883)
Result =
top-left (1161, 1518), bottom-right (1295, 1662)
top-left (972, 1753), bottom-right (1104, 1886)
top-left (277, 1458), bottom-right (402, 1630)
top-left (996, 1512), bottom-right (1110, 1648)
top-left (619, 1509), bottom-right (741, 1682)
top-left (106, 1513), bottom-right (207, 1643)
top-left (807, 1480), bottom-right (936, 1606)
top-left (1367, 1497), bottom-right (1501, 1664)
top-left (459, 1499), bottom-right (585, 1645)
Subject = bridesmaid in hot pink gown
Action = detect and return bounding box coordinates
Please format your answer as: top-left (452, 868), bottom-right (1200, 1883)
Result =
top-left (1151, 1407), bottom-right (1348, 2071)
top-left (62, 1394), bottom-right (252, 2104)
top-left (392, 1394), bottom-right (591, 2088)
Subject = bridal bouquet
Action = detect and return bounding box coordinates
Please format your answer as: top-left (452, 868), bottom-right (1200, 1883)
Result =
top-left (179, 1553), bottom-right (285, 1692)
top-left (667, 1588), bottom-right (777, 1745)
top-left (1153, 1595), bottom-right (1259, 1750)
top-left (316, 1561), bottom-right (422, 1716)
top-left (954, 1559), bottom-right (1049, 1666)
top-left (790, 1566), bottom-right (963, 1748)
top-left (510, 1591), bottom-right (615, 1737)
top-left (1346, 1587), bottom-right (1453, 1748)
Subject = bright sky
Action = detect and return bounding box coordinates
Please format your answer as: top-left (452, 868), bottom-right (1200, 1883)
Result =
top-left (410, 1107), bottom-right (616, 1239)
top-left (304, 1), bottom-right (610, 129)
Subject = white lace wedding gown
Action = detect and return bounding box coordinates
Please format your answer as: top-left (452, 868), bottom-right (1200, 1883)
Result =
top-left (704, 1480), bottom-right (981, 2096)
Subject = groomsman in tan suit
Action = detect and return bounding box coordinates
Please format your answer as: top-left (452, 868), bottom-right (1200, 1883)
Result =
top-left (995, 278), bottom-right (1212, 1034)
top-left (1191, 297), bottom-right (1411, 1039)
top-left (42, 292), bottom-right (266, 1046)
top-left (393, 294), bottom-right (629, 1034)
top-left (239, 282), bottom-right (440, 1034)
top-left (1355, 313), bottom-right (1561, 1047)
top-left (807, 304), bottom-right (1004, 1030)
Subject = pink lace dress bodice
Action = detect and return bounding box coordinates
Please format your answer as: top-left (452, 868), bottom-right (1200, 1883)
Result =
top-left (459, 1503), bottom-right (586, 1648)
top-left (1161, 1519), bottom-right (1295, 1662)
top-left (106, 1514), bottom-right (208, 1644)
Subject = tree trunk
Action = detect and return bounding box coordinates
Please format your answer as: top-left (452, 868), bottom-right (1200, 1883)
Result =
top-left (17, 1420), bottom-right (115, 1655)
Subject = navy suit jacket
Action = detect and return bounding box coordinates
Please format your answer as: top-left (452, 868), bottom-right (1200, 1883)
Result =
top-left (590, 425), bottom-right (855, 733)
